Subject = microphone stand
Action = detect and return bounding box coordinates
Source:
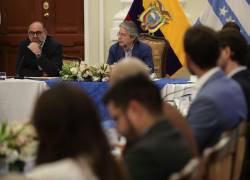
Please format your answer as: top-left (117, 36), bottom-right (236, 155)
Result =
top-left (15, 56), bottom-right (24, 79)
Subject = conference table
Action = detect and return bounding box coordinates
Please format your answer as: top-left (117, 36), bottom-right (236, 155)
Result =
top-left (0, 78), bottom-right (193, 125)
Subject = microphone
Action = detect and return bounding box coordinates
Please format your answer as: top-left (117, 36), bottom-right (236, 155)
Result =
top-left (15, 56), bottom-right (24, 79)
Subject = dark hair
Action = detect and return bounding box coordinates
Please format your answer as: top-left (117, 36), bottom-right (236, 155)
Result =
top-left (32, 83), bottom-right (127, 180)
top-left (222, 22), bottom-right (240, 31)
top-left (103, 74), bottom-right (163, 114)
top-left (184, 25), bottom-right (220, 69)
top-left (218, 29), bottom-right (247, 65)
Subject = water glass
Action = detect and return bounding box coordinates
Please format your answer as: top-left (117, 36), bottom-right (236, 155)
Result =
top-left (0, 72), bottom-right (6, 80)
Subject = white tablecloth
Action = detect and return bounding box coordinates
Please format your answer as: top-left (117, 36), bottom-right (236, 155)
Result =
top-left (0, 78), bottom-right (194, 122)
top-left (161, 83), bottom-right (195, 116)
top-left (0, 79), bottom-right (48, 122)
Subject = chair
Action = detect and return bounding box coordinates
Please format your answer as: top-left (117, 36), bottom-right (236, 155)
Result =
top-left (62, 55), bottom-right (82, 65)
top-left (231, 121), bottom-right (247, 180)
top-left (240, 122), bottom-right (250, 179)
top-left (168, 158), bottom-right (204, 180)
top-left (2, 173), bottom-right (31, 180)
top-left (202, 133), bottom-right (237, 180)
top-left (163, 103), bottom-right (198, 157)
top-left (139, 33), bottom-right (170, 78)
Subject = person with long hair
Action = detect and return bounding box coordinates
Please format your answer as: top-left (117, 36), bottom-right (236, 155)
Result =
top-left (26, 83), bottom-right (128, 180)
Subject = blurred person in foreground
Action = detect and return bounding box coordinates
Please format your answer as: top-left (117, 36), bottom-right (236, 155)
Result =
top-left (103, 74), bottom-right (191, 180)
top-left (26, 84), bottom-right (128, 180)
top-left (109, 57), bottom-right (198, 156)
top-left (16, 21), bottom-right (62, 77)
top-left (107, 21), bottom-right (154, 72)
top-left (109, 57), bottom-right (150, 85)
top-left (184, 25), bottom-right (247, 152)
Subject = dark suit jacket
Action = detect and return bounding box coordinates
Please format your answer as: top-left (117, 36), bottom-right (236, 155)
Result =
top-left (232, 69), bottom-right (250, 121)
top-left (16, 36), bottom-right (63, 77)
top-left (234, 69), bottom-right (250, 179)
top-left (124, 120), bottom-right (191, 180)
top-left (187, 70), bottom-right (247, 152)
top-left (107, 40), bottom-right (154, 72)
top-left (246, 45), bottom-right (250, 69)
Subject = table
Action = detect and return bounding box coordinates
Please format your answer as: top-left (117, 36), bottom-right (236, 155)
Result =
top-left (0, 78), bottom-right (190, 123)
top-left (45, 78), bottom-right (189, 123)
top-left (161, 83), bottom-right (194, 116)
top-left (0, 79), bottom-right (48, 122)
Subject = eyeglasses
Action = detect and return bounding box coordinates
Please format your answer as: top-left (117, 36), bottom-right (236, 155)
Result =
top-left (28, 31), bottom-right (43, 37)
top-left (117, 32), bottom-right (128, 37)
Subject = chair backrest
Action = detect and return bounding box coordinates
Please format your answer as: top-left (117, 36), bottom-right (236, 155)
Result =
top-left (138, 34), bottom-right (170, 77)
top-left (202, 133), bottom-right (237, 180)
top-left (2, 173), bottom-right (31, 180)
top-left (232, 121), bottom-right (247, 180)
top-left (163, 103), bottom-right (198, 157)
top-left (168, 158), bottom-right (204, 180)
top-left (240, 121), bottom-right (250, 180)
top-left (62, 55), bottom-right (82, 65)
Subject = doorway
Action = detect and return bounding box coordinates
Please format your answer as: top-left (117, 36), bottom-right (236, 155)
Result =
top-left (0, 0), bottom-right (84, 75)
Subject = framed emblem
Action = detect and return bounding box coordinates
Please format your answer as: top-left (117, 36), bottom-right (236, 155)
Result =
top-left (139, 0), bottom-right (172, 33)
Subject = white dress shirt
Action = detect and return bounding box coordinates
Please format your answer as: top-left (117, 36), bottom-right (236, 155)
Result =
top-left (192, 67), bottom-right (221, 100)
top-left (125, 44), bottom-right (134, 58)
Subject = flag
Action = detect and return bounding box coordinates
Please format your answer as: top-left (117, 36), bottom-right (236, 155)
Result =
top-left (197, 0), bottom-right (250, 43)
top-left (126, 0), bottom-right (190, 76)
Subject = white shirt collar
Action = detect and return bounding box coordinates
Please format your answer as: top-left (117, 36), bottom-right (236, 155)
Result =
top-left (125, 44), bottom-right (134, 58)
top-left (227, 66), bottom-right (247, 78)
top-left (40, 38), bottom-right (46, 49)
top-left (192, 67), bottom-right (220, 100)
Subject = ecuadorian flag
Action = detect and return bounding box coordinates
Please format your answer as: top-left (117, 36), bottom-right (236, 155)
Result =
top-left (126, 0), bottom-right (190, 76)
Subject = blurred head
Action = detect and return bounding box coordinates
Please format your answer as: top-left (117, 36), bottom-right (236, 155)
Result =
top-left (222, 21), bottom-right (240, 31)
top-left (118, 21), bottom-right (138, 49)
top-left (184, 25), bottom-right (220, 75)
top-left (32, 83), bottom-right (127, 180)
top-left (218, 29), bottom-right (247, 70)
top-left (104, 74), bottom-right (163, 140)
top-left (28, 21), bottom-right (47, 43)
top-left (109, 57), bottom-right (150, 85)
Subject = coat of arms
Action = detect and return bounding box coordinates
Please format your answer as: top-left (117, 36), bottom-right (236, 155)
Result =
top-left (138, 0), bottom-right (172, 33)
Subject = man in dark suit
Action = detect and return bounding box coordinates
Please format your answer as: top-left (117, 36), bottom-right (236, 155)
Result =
top-left (103, 74), bottom-right (191, 180)
top-left (222, 21), bottom-right (250, 70)
top-left (218, 29), bottom-right (250, 120)
top-left (184, 26), bottom-right (247, 152)
top-left (16, 21), bottom-right (63, 77)
top-left (218, 29), bottom-right (250, 179)
top-left (107, 21), bottom-right (154, 72)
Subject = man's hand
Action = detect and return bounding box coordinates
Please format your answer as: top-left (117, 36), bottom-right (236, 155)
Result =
top-left (27, 42), bottom-right (41, 56)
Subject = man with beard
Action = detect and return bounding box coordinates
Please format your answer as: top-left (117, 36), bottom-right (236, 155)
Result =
top-left (218, 28), bottom-right (250, 179)
top-left (16, 21), bottom-right (63, 77)
top-left (103, 74), bottom-right (191, 180)
top-left (218, 29), bottom-right (250, 120)
top-left (184, 25), bottom-right (247, 152)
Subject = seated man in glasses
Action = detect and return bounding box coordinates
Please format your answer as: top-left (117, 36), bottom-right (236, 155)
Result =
top-left (16, 21), bottom-right (63, 77)
top-left (107, 21), bottom-right (154, 73)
